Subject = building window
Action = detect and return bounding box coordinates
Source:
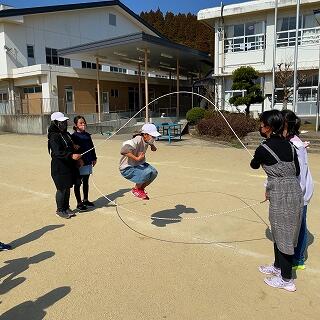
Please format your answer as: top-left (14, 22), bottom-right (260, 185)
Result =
top-left (277, 16), bottom-right (302, 47)
top-left (23, 86), bottom-right (42, 94)
top-left (0, 92), bottom-right (8, 102)
top-left (110, 66), bottom-right (127, 74)
top-left (276, 15), bottom-right (320, 47)
top-left (45, 47), bottom-right (70, 66)
top-left (27, 45), bottom-right (35, 66)
top-left (109, 13), bottom-right (116, 26)
top-left (135, 70), bottom-right (145, 76)
top-left (298, 87), bottom-right (315, 102)
top-left (275, 73), bottom-right (319, 103)
top-left (27, 45), bottom-right (34, 58)
top-left (155, 74), bottom-right (168, 78)
top-left (111, 89), bottom-right (119, 98)
top-left (224, 21), bottom-right (265, 53)
top-left (81, 61), bottom-right (102, 70)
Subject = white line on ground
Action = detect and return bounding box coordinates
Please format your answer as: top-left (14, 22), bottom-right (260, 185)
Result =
top-left (193, 236), bottom-right (269, 258)
top-left (0, 143), bottom-right (41, 151)
top-left (0, 182), bottom-right (51, 198)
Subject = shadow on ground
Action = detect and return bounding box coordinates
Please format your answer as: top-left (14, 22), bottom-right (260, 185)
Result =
top-left (265, 227), bottom-right (315, 279)
top-left (0, 251), bottom-right (55, 295)
top-left (93, 188), bottom-right (131, 209)
top-left (151, 204), bottom-right (197, 227)
top-left (265, 227), bottom-right (314, 262)
top-left (9, 225), bottom-right (64, 249)
top-left (0, 286), bottom-right (71, 320)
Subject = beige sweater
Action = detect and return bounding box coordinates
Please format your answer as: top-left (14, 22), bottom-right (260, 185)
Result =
top-left (119, 135), bottom-right (149, 171)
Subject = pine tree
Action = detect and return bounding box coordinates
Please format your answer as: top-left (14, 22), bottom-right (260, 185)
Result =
top-left (229, 66), bottom-right (264, 116)
top-left (140, 9), bottom-right (213, 55)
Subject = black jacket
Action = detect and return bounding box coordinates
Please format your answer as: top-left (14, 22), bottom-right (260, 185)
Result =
top-left (48, 124), bottom-right (78, 189)
top-left (71, 131), bottom-right (97, 166)
top-left (250, 135), bottom-right (300, 176)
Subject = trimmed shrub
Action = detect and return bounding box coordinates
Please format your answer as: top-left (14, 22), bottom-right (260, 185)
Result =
top-left (203, 109), bottom-right (230, 119)
top-left (186, 107), bottom-right (206, 124)
top-left (197, 112), bottom-right (258, 141)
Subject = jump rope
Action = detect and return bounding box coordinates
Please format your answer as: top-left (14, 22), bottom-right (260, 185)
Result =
top-left (78, 91), bottom-right (267, 222)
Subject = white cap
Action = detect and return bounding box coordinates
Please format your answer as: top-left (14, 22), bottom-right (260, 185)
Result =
top-left (51, 112), bottom-right (69, 122)
top-left (141, 123), bottom-right (161, 137)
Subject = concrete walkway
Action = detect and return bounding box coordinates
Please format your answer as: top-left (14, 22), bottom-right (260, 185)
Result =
top-left (0, 133), bottom-right (319, 319)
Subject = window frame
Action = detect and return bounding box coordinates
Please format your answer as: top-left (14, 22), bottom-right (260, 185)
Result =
top-left (45, 47), bottom-right (70, 66)
top-left (0, 92), bottom-right (8, 103)
top-left (111, 89), bottom-right (119, 98)
top-left (224, 21), bottom-right (265, 53)
top-left (23, 86), bottom-right (42, 94)
top-left (109, 13), bottom-right (117, 26)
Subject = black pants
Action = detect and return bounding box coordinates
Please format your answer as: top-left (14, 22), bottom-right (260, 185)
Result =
top-left (273, 243), bottom-right (293, 280)
top-left (74, 175), bottom-right (90, 204)
top-left (56, 188), bottom-right (70, 212)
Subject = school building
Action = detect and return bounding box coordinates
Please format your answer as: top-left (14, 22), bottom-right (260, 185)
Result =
top-left (0, 1), bottom-right (211, 133)
top-left (198, 0), bottom-right (320, 117)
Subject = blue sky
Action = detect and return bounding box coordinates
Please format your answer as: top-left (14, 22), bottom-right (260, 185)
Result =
top-left (3, 0), bottom-right (245, 14)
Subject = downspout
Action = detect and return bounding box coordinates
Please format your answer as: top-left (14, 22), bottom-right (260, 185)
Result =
top-left (220, 1), bottom-right (225, 74)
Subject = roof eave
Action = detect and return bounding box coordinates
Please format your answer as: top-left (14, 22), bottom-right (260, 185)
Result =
top-left (0, 0), bottom-right (165, 39)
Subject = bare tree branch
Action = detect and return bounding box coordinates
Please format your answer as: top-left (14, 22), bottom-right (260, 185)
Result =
top-left (275, 61), bottom-right (307, 109)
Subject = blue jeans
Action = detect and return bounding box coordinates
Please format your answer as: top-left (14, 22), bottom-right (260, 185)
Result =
top-left (120, 163), bottom-right (158, 184)
top-left (293, 205), bottom-right (307, 265)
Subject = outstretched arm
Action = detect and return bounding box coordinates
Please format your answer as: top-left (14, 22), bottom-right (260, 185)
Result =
top-left (250, 146), bottom-right (263, 169)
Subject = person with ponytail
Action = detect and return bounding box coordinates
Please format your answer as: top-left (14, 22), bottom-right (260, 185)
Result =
top-left (282, 110), bottom-right (313, 270)
top-left (71, 115), bottom-right (97, 211)
top-left (250, 110), bottom-right (303, 292)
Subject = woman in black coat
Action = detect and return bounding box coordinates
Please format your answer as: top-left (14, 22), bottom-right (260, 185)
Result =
top-left (48, 112), bottom-right (82, 219)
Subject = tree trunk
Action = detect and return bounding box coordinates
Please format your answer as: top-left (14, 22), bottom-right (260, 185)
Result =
top-left (245, 105), bottom-right (250, 116)
top-left (282, 99), bottom-right (288, 110)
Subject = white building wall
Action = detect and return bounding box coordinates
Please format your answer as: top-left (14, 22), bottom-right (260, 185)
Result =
top-left (264, 12), bottom-right (276, 71)
top-left (0, 23), bottom-right (9, 77)
top-left (216, 6), bottom-right (320, 75)
top-left (2, 7), bottom-right (146, 74)
top-left (204, 1), bottom-right (320, 114)
top-left (0, 5), bottom-right (156, 114)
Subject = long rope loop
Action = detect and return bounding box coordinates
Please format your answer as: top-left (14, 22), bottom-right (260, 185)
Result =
top-left (81, 91), bottom-right (253, 158)
top-left (84, 91), bottom-right (261, 221)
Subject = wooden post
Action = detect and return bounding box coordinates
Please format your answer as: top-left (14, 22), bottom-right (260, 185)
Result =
top-left (138, 63), bottom-right (142, 110)
top-left (96, 57), bottom-right (101, 123)
top-left (144, 49), bottom-right (149, 123)
top-left (176, 57), bottom-right (180, 117)
top-left (169, 71), bottom-right (172, 113)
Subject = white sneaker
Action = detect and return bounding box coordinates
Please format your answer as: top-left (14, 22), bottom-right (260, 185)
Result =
top-left (264, 276), bottom-right (296, 292)
top-left (258, 264), bottom-right (281, 276)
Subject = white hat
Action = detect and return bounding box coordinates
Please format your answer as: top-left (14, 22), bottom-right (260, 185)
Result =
top-left (141, 123), bottom-right (161, 137)
top-left (51, 112), bottom-right (69, 122)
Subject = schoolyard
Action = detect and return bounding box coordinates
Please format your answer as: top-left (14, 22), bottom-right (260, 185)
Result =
top-left (0, 132), bottom-right (319, 319)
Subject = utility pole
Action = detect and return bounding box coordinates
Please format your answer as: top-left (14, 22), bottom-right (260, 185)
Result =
top-left (314, 9), bottom-right (320, 132)
top-left (293, 0), bottom-right (300, 112)
top-left (271, 0), bottom-right (278, 109)
top-left (316, 46), bottom-right (320, 132)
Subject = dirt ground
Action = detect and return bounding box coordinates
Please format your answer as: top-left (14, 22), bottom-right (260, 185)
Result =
top-left (0, 132), bottom-right (319, 319)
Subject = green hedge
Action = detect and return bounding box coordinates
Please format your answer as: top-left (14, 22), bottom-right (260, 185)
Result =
top-left (197, 112), bottom-right (258, 141)
top-left (186, 107), bottom-right (206, 124)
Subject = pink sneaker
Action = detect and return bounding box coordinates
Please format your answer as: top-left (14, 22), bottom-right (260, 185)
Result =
top-left (131, 188), bottom-right (148, 200)
top-left (141, 188), bottom-right (149, 200)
